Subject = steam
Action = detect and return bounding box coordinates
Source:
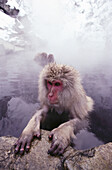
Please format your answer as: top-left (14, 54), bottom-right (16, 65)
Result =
top-left (22, 0), bottom-right (112, 72)
top-left (0, 0), bottom-right (112, 142)
top-left (0, 0), bottom-right (111, 108)
top-left (21, 0), bottom-right (112, 144)
top-left (19, 0), bottom-right (112, 110)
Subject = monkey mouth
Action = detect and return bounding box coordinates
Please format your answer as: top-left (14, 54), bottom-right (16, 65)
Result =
top-left (49, 101), bottom-right (58, 104)
top-left (48, 99), bottom-right (59, 105)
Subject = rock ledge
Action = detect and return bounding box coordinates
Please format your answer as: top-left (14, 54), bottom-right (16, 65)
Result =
top-left (0, 130), bottom-right (112, 170)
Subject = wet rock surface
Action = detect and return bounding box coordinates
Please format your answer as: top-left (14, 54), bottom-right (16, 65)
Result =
top-left (63, 143), bottom-right (112, 170)
top-left (0, 130), bottom-right (112, 170)
top-left (0, 130), bottom-right (61, 170)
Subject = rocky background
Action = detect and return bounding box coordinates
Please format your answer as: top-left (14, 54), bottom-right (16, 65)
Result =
top-left (0, 0), bottom-right (19, 16)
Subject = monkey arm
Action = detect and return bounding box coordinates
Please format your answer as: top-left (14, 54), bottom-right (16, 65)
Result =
top-left (48, 118), bottom-right (85, 156)
top-left (14, 105), bottom-right (48, 155)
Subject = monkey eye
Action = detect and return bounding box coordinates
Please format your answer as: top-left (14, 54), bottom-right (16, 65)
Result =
top-left (55, 82), bottom-right (61, 86)
top-left (47, 81), bottom-right (52, 85)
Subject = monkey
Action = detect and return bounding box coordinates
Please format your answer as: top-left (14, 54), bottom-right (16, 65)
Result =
top-left (14, 63), bottom-right (94, 156)
top-left (34, 52), bottom-right (54, 66)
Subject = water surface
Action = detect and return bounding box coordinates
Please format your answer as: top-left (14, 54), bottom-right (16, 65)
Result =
top-left (0, 51), bottom-right (104, 150)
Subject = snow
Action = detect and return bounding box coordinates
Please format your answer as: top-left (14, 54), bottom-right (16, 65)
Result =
top-left (0, 11), bottom-right (16, 40)
top-left (0, 0), bottom-right (26, 45)
top-left (0, 0), bottom-right (112, 68)
top-left (6, 0), bottom-right (19, 9)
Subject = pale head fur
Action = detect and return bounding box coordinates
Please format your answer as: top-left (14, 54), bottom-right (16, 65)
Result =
top-left (38, 63), bottom-right (94, 120)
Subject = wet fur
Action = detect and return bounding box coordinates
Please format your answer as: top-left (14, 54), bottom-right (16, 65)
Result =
top-left (15, 63), bottom-right (94, 155)
top-left (38, 63), bottom-right (94, 120)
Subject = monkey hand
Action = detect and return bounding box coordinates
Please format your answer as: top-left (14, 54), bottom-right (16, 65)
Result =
top-left (14, 130), bottom-right (41, 155)
top-left (48, 125), bottom-right (75, 156)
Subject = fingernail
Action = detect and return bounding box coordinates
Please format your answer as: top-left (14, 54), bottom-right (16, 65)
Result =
top-left (37, 134), bottom-right (41, 140)
top-left (48, 136), bottom-right (52, 140)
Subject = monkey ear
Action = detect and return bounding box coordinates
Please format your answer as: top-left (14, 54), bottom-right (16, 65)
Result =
top-left (34, 52), bottom-right (55, 67)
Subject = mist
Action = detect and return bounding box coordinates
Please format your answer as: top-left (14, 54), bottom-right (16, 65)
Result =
top-left (21, 0), bottom-right (112, 109)
top-left (0, 0), bottom-right (112, 148)
top-left (22, 0), bottom-right (112, 71)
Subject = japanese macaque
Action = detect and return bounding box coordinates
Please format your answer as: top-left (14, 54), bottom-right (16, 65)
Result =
top-left (34, 52), bottom-right (54, 66)
top-left (15, 63), bottom-right (94, 156)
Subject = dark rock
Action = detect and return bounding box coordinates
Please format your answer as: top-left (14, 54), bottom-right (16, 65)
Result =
top-left (0, 130), bottom-right (112, 169)
top-left (0, 0), bottom-right (19, 17)
top-left (0, 96), bottom-right (11, 120)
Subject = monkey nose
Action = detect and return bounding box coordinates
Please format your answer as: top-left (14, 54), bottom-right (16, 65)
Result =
top-left (48, 92), bottom-right (53, 97)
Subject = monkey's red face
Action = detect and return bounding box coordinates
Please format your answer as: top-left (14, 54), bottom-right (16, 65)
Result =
top-left (47, 80), bottom-right (63, 104)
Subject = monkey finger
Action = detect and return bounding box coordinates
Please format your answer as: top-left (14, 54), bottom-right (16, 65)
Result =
top-left (14, 137), bottom-right (21, 147)
top-left (52, 145), bottom-right (62, 155)
top-left (53, 143), bottom-right (66, 156)
top-left (20, 148), bottom-right (24, 155)
top-left (25, 135), bottom-right (34, 152)
top-left (37, 134), bottom-right (41, 140)
top-left (50, 140), bottom-right (55, 148)
top-left (58, 148), bottom-right (65, 156)
top-left (34, 132), bottom-right (41, 140)
top-left (19, 141), bottom-right (26, 155)
top-left (14, 142), bottom-right (18, 148)
top-left (25, 142), bottom-right (31, 152)
top-left (48, 142), bottom-right (59, 155)
top-left (14, 142), bottom-right (21, 154)
top-left (48, 133), bottom-right (53, 140)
